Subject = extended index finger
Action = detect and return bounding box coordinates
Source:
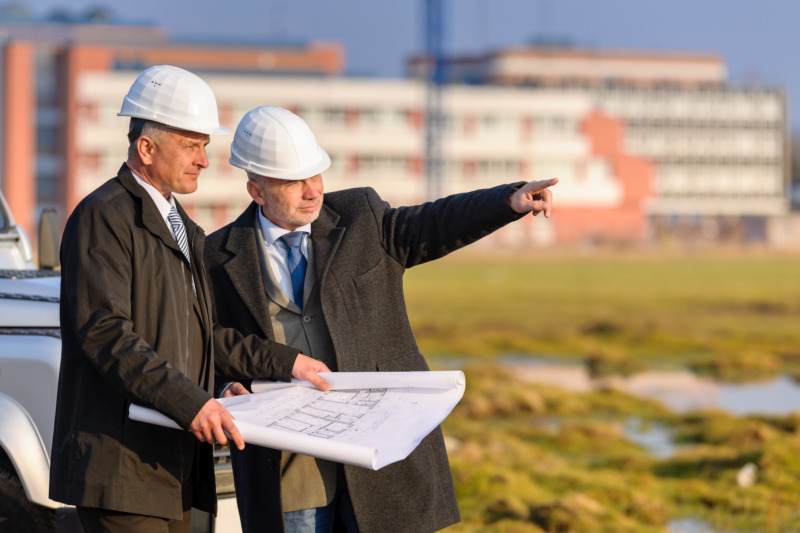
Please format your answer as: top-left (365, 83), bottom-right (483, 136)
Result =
top-left (524, 177), bottom-right (559, 193)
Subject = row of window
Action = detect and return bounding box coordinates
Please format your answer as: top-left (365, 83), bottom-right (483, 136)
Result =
top-left (299, 107), bottom-right (581, 137)
top-left (628, 140), bottom-right (782, 158)
top-left (625, 118), bottom-right (780, 131)
top-left (656, 192), bottom-right (785, 200)
top-left (596, 85), bottom-right (780, 97)
top-left (74, 145), bottom-right (785, 181)
top-left (651, 157), bottom-right (781, 167)
top-left (659, 176), bottom-right (784, 192)
top-left (78, 97), bottom-right (782, 149)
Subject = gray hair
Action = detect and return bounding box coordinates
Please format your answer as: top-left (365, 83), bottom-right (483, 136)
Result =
top-left (246, 171), bottom-right (267, 182)
top-left (127, 120), bottom-right (170, 158)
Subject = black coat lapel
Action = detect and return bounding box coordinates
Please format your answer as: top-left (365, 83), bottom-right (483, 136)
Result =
top-left (222, 203), bottom-right (274, 339)
top-left (310, 203), bottom-right (343, 288)
top-left (117, 165), bottom-right (184, 257)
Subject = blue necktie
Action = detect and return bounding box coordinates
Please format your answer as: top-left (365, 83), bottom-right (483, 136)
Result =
top-left (279, 232), bottom-right (308, 308)
top-left (168, 206), bottom-right (195, 294)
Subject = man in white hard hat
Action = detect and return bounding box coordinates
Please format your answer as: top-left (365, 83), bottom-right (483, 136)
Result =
top-left (205, 106), bottom-right (558, 533)
top-left (50, 69), bottom-right (330, 533)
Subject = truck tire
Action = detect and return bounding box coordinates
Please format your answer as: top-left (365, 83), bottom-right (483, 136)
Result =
top-left (0, 462), bottom-right (55, 532)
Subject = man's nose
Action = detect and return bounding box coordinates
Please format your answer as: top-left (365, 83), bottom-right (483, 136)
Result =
top-left (302, 183), bottom-right (321, 199)
top-left (196, 147), bottom-right (209, 169)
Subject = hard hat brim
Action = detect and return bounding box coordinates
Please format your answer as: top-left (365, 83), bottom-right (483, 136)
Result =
top-left (229, 148), bottom-right (331, 181)
top-left (117, 111), bottom-right (230, 136)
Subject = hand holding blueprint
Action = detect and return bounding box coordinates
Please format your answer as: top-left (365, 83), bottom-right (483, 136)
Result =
top-left (129, 371), bottom-right (465, 470)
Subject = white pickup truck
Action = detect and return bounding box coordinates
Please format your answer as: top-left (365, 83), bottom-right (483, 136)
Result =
top-left (0, 196), bottom-right (240, 532)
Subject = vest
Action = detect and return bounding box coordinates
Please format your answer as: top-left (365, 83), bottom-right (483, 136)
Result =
top-left (255, 218), bottom-right (338, 513)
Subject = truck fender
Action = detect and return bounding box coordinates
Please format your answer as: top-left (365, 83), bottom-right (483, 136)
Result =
top-left (0, 392), bottom-right (63, 509)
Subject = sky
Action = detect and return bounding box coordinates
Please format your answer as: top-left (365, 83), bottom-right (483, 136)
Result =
top-left (25, 0), bottom-right (800, 130)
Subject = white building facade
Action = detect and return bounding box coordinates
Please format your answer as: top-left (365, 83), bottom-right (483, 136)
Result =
top-left (75, 72), bottom-right (658, 247)
top-left (73, 68), bottom-right (787, 247)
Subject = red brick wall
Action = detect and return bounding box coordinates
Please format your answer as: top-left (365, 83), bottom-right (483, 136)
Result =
top-left (3, 43), bottom-right (35, 238)
top-left (550, 110), bottom-right (654, 245)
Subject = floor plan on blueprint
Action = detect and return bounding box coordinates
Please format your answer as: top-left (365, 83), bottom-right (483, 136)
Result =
top-left (129, 371), bottom-right (466, 470)
top-left (267, 388), bottom-right (388, 439)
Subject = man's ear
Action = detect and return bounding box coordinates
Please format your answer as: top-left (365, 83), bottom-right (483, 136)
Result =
top-left (246, 179), bottom-right (266, 206)
top-left (137, 135), bottom-right (156, 165)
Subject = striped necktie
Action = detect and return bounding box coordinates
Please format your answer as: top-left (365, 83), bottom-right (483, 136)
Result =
top-left (279, 231), bottom-right (308, 308)
top-left (168, 206), bottom-right (195, 293)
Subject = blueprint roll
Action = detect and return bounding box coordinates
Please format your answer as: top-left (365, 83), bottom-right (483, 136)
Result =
top-left (130, 370), bottom-right (467, 470)
top-left (251, 370), bottom-right (465, 393)
top-left (128, 401), bottom-right (378, 467)
top-left (128, 403), bottom-right (182, 430)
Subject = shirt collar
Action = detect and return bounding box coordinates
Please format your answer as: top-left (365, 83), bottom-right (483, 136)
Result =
top-left (131, 171), bottom-right (176, 222)
top-left (256, 207), bottom-right (311, 247)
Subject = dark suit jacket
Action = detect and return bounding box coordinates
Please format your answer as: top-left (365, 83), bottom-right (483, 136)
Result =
top-left (50, 165), bottom-right (300, 520)
top-left (205, 184), bottom-right (524, 532)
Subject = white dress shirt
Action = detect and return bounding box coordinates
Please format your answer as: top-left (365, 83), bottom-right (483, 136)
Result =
top-left (132, 172), bottom-right (196, 289)
top-left (131, 171), bottom-right (179, 230)
top-left (256, 207), bottom-right (311, 306)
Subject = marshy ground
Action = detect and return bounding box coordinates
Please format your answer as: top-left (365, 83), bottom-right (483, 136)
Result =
top-left (404, 251), bottom-right (800, 532)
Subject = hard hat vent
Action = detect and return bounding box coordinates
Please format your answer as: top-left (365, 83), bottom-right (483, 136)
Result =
top-left (229, 106), bottom-right (330, 181)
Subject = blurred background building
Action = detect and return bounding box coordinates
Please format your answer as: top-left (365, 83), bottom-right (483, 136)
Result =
top-left (0, 10), bottom-right (790, 250)
top-left (408, 47), bottom-right (788, 246)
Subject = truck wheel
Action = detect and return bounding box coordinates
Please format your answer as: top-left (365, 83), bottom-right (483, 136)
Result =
top-left (0, 463), bottom-right (55, 532)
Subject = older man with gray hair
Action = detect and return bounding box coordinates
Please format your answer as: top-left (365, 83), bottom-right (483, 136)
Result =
top-left (206, 106), bottom-right (557, 533)
top-left (51, 69), bottom-right (329, 533)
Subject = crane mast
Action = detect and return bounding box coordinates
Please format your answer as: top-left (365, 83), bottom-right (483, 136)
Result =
top-left (424, 0), bottom-right (444, 200)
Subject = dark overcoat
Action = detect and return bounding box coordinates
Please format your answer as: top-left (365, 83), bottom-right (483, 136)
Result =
top-left (50, 165), bottom-right (299, 520)
top-left (205, 183), bottom-right (524, 532)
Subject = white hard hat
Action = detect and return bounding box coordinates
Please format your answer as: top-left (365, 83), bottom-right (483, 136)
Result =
top-left (118, 65), bottom-right (229, 135)
top-left (229, 106), bottom-right (330, 180)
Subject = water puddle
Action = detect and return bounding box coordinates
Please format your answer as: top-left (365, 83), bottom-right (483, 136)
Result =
top-left (511, 358), bottom-right (800, 416)
top-left (496, 358), bottom-right (771, 533)
top-left (622, 419), bottom-right (676, 458)
top-left (668, 517), bottom-right (748, 533)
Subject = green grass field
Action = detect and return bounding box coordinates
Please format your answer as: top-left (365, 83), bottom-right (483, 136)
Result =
top-left (405, 252), bottom-right (800, 380)
top-left (403, 253), bottom-right (800, 532)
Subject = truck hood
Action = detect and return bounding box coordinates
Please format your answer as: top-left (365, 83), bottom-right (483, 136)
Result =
top-left (0, 272), bottom-right (60, 328)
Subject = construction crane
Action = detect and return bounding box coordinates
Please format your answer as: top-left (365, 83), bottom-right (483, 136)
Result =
top-left (424, 0), bottom-right (444, 200)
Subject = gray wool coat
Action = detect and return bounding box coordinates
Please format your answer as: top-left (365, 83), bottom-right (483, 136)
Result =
top-left (204, 183), bottom-right (525, 533)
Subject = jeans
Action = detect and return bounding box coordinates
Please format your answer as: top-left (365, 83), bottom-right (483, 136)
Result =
top-left (283, 466), bottom-right (359, 533)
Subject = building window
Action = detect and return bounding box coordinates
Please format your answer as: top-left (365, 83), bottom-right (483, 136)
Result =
top-left (35, 51), bottom-right (59, 107)
top-left (77, 102), bottom-right (99, 122)
top-left (36, 128), bottom-right (59, 156)
top-left (78, 152), bottom-right (100, 171)
top-left (323, 108), bottom-right (346, 127)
